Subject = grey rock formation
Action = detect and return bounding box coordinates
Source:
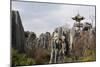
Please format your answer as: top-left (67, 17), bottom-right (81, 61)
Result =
top-left (24, 31), bottom-right (51, 50)
top-left (50, 32), bottom-right (64, 63)
top-left (25, 31), bottom-right (37, 51)
top-left (50, 25), bottom-right (70, 63)
top-left (11, 10), bottom-right (25, 53)
top-left (54, 26), bottom-right (70, 55)
top-left (37, 32), bottom-right (51, 49)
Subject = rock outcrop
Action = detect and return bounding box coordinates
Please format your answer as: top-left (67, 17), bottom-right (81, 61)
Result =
top-left (50, 25), bottom-right (70, 63)
top-left (37, 32), bottom-right (51, 49)
top-left (54, 26), bottom-right (70, 55)
top-left (24, 31), bottom-right (51, 50)
top-left (25, 31), bottom-right (37, 52)
top-left (11, 10), bottom-right (25, 53)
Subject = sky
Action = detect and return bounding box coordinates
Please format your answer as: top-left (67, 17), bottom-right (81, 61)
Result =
top-left (12, 1), bottom-right (95, 37)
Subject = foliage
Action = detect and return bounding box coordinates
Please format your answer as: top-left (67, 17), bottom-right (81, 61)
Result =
top-left (31, 48), bottom-right (50, 64)
top-left (64, 49), bottom-right (96, 63)
top-left (79, 49), bottom-right (96, 62)
top-left (12, 48), bottom-right (36, 66)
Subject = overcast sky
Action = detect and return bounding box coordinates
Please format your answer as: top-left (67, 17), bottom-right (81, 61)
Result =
top-left (12, 1), bottom-right (95, 37)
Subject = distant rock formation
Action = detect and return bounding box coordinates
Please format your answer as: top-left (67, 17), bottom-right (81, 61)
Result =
top-left (24, 31), bottom-right (51, 50)
top-left (25, 31), bottom-right (37, 51)
top-left (37, 32), bottom-right (51, 49)
top-left (11, 10), bottom-right (25, 53)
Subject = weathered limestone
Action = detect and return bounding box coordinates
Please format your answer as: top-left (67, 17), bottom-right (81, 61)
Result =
top-left (50, 32), bottom-right (63, 63)
top-left (37, 32), bottom-right (51, 49)
top-left (24, 31), bottom-right (51, 50)
top-left (11, 10), bottom-right (25, 53)
top-left (25, 31), bottom-right (37, 51)
top-left (50, 25), bottom-right (70, 63)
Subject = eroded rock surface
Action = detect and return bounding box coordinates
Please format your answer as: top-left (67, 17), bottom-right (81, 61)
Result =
top-left (11, 10), bottom-right (25, 53)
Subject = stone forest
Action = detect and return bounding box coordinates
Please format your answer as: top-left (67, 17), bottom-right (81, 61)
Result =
top-left (11, 10), bottom-right (96, 66)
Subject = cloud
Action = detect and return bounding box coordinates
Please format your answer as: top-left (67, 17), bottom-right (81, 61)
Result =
top-left (12, 1), bottom-right (95, 37)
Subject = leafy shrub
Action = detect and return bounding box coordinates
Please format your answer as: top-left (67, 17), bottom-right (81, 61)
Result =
top-left (79, 49), bottom-right (96, 62)
top-left (33, 48), bottom-right (50, 64)
top-left (12, 48), bottom-right (36, 66)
